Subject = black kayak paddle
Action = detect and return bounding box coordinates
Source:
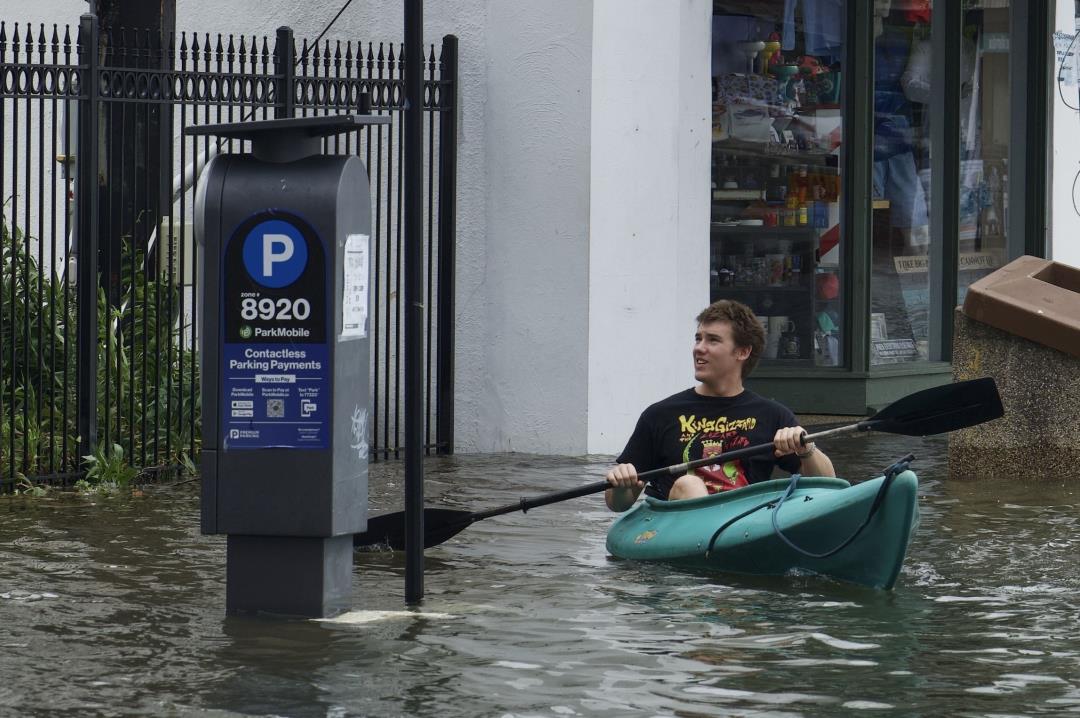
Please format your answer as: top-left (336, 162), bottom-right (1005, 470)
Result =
top-left (354, 376), bottom-right (1003, 550)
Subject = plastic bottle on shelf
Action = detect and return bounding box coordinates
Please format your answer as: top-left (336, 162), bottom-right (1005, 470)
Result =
top-left (791, 165), bottom-right (810, 202)
top-left (810, 169), bottom-right (828, 201)
top-left (784, 195), bottom-right (798, 226)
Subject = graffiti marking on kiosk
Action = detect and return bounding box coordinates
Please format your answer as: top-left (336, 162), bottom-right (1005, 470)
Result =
top-left (350, 405), bottom-right (369, 461)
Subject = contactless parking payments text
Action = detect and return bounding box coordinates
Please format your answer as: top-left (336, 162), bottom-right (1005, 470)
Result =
top-left (222, 211), bottom-right (329, 449)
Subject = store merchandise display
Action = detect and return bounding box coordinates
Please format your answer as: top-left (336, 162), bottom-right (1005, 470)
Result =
top-left (710, 16), bottom-right (843, 368)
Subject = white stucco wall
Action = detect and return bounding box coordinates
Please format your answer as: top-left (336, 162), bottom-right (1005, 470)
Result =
top-left (1051, 2), bottom-right (1080, 268)
top-left (586, 0), bottom-right (711, 454)
top-left (476, 2), bottom-right (593, 453)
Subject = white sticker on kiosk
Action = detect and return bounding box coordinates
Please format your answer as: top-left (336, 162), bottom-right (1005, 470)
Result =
top-left (342, 233), bottom-right (369, 338)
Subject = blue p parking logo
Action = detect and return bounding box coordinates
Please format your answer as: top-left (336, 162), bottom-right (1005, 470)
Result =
top-left (242, 219), bottom-right (308, 288)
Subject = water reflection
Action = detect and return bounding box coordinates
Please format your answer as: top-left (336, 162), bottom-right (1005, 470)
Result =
top-left (0, 434), bottom-right (1077, 716)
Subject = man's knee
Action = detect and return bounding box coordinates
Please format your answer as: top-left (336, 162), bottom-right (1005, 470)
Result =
top-left (669, 473), bottom-right (708, 500)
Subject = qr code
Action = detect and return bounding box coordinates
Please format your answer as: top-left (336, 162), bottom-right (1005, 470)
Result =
top-left (266, 399), bottom-right (285, 417)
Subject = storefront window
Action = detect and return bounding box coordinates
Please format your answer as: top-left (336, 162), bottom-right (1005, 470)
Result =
top-left (710, 0), bottom-right (845, 368)
top-left (869, 0), bottom-right (933, 367)
top-left (957, 0), bottom-right (1009, 304)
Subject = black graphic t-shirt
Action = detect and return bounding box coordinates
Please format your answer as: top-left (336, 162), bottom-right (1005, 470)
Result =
top-left (617, 388), bottom-right (802, 500)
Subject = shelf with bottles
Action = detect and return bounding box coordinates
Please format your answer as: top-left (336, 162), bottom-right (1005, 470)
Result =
top-left (710, 235), bottom-right (815, 294)
top-left (711, 138), bottom-right (836, 163)
top-left (711, 149), bottom-right (837, 205)
top-left (712, 154), bottom-right (840, 228)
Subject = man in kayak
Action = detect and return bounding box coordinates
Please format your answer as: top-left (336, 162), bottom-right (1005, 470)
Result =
top-left (605, 299), bottom-right (835, 511)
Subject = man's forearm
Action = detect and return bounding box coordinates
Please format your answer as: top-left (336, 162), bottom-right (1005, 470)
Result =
top-left (799, 448), bottom-right (835, 477)
top-left (605, 485), bottom-right (641, 512)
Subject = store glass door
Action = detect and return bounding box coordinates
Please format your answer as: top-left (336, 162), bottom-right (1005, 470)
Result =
top-left (869, 0), bottom-right (934, 367)
top-left (710, 0), bottom-right (845, 368)
top-left (867, 0), bottom-right (1011, 369)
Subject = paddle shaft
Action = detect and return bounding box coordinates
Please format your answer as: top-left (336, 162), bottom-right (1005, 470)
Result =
top-left (466, 425), bottom-right (855, 524)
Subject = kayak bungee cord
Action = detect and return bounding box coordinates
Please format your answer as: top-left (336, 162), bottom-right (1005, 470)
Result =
top-left (703, 498), bottom-right (779, 558)
top-left (703, 454), bottom-right (915, 560)
top-left (769, 454), bottom-right (915, 560)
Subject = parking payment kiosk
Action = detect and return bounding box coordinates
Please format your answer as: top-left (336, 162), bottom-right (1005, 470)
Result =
top-left (189, 114), bottom-right (388, 617)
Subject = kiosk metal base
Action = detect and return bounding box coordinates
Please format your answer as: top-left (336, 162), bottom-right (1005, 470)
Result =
top-left (225, 534), bottom-right (353, 618)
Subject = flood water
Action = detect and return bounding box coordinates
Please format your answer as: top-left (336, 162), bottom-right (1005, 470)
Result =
top-left (1, 433), bottom-right (1078, 717)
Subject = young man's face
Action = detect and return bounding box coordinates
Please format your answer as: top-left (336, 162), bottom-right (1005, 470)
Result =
top-left (693, 320), bottom-right (751, 385)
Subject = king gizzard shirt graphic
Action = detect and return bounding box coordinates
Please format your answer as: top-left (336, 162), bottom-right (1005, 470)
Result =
top-left (677, 414), bottom-right (756, 492)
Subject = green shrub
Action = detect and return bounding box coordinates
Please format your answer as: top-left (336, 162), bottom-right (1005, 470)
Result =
top-left (1, 220), bottom-right (200, 490)
top-left (82, 442), bottom-right (139, 490)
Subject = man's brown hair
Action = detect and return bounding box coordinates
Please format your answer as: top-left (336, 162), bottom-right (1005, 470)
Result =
top-left (695, 299), bottom-right (766, 377)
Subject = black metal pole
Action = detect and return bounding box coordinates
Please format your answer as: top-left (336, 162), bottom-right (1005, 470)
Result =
top-left (273, 26), bottom-right (295, 119)
top-left (404, 0), bottom-right (425, 603)
top-left (436, 34), bottom-right (457, 456)
top-left (76, 13), bottom-right (100, 467)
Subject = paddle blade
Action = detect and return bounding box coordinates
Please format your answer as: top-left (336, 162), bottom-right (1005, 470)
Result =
top-left (867, 377), bottom-right (1004, 436)
top-left (353, 508), bottom-right (474, 550)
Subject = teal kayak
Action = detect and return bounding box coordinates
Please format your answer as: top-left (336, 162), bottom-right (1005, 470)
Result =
top-left (606, 470), bottom-right (919, 590)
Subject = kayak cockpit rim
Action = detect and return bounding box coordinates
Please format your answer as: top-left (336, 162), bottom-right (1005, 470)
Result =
top-left (640, 476), bottom-right (852, 511)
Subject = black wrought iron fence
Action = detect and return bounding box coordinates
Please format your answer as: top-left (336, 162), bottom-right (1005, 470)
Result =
top-left (0, 14), bottom-right (457, 491)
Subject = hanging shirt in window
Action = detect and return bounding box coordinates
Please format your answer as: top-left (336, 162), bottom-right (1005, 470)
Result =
top-left (782, 0), bottom-right (844, 57)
